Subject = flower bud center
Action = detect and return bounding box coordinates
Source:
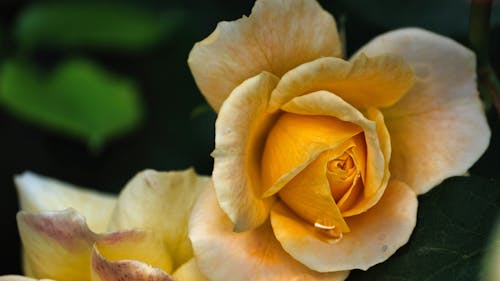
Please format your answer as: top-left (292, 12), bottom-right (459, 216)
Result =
top-left (327, 152), bottom-right (357, 201)
top-left (261, 113), bottom-right (367, 235)
top-left (328, 153), bottom-right (354, 172)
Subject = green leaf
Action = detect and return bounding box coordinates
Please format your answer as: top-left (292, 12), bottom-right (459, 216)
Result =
top-left (338, 0), bottom-right (500, 36)
top-left (15, 3), bottom-right (184, 50)
top-left (0, 59), bottom-right (143, 151)
top-left (348, 176), bottom-right (500, 281)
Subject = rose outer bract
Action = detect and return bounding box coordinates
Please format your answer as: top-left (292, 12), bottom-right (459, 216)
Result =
top-left (187, 0), bottom-right (491, 280)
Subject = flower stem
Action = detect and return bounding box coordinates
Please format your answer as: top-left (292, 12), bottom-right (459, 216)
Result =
top-left (468, 0), bottom-right (500, 118)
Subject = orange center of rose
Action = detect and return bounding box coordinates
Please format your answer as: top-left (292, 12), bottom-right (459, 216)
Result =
top-left (260, 113), bottom-right (367, 236)
top-left (327, 152), bottom-right (356, 201)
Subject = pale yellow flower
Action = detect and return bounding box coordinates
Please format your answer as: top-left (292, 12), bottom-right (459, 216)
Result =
top-left (187, 0), bottom-right (490, 280)
top-left (2, 169), bottom-right (209, 281)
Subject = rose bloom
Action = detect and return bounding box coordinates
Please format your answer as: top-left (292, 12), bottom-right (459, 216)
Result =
top-left (187, 0), bottom-right (490, 280)
top-left (0, 169), bottom-right (210, 281)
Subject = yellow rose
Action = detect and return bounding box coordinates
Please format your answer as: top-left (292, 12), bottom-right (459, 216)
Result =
top-left (1, 170), bottom-right (209, 281)
top-left (187, 0), bottom-right (490, 279)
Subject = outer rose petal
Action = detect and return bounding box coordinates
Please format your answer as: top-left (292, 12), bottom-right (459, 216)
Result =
top-left (212, 72), bottom-right (279, 231)
top-left (188, 0), bottom-right (341, 111)
top-left (172, 259), bottom-right (209, 281)
top-left (18, 208), bottom-right (174, 281)
top-left (0, 276), bottom-right (55, 281)
top-left (15, 172), bottom-right (116, 233)
top-left (91, 247), bottom-right (175, 281)
top-left (189, 186), bottom-right (350, 281)
top-left (270, 180), bottom-right (417, 272)
top-left (269, 54), bottom-right (414, 112)
top-left (355, 28), bottom-right (490, 194)
top-left (107, 169), bottom-right (209, 269)
top-left (17, 209), bottom-right (97, 281)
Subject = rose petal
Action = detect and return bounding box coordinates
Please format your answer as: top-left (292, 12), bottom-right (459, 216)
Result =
top-left (107, 169), bottom-right (209, 268)
top-left (365, 108), bottom-right (391, 169)
top-left (18, 208), bottom-right (173, 281)
top-left (23, 251), bottom-right (34, 276)
top-left (95, 230), bottom-right (173, 275)
top-left (332, 135), bottom-right (367, 212)
top-left (212, 72), bottom-right (279, 231)
top-left (188, 0), bottom-right (341, 111)
top-left (355, 28), bottom-right (490, 194)
top-left (270, 180), bottom-right (417, 272)
top-left (15, 171), bottom-right (116, 233)
top-left (269, 54), bottom-right (414, 112)
top-left (91, 247), bottom-right (175, 281)
top-left (339, 107), bottom-right (392, 217)
top-left (17, 209), bottom-right (97, 281)
top-left (282, 91), bottom-right (389, 210)
top-left (172, 259), bottom-right (209, 281)
top-left (189, 186), bottom-right (349, 281)
top-left (0, 276), bottom-right (55, 281)
top-left (261, 113), bottom-right (363, 198)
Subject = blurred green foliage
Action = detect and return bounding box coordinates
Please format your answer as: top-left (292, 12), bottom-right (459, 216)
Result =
top-left (0, 2), bottom-right (186, 150)
top-left (349, 176), bottom-right (500, 281)
top-left (481, 215), bottom-right (500, 281)
top-left (0, 59), bottom-right (142, 151)
top-left (15, 2), bottom-right (184, 51)
top-left (0, 26), bottom-right (4, 59)
top-left (190, 104), bottom-right (212, 120)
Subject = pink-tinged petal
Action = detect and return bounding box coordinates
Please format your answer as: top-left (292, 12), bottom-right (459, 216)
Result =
top-left (271, 180), bottom-right (417, 272)
top-left (172, 259), bottom-right (209, 281)
top-left (107, 169), bottom-right (209, 268)
top-left (17, 209), bottom-right (97, 281)
top-left (91, 247), bottom-right (175, 281)
top-left (0, 276), bottom-right (55, 281)
top-left (188, 0), bottom-right (341, 111)
top-left (15, 171), bottom-right (116, 233)
top-left (212, 72), bottom-right (279, 231)
top-left (269, 54), bottom-right (414, 112)
top-left (95, 230), bottom-right (173, 275)
top-left (189, 186), bottom-right (349, 281)
top-left (355, 28), bottom-right (490, 194)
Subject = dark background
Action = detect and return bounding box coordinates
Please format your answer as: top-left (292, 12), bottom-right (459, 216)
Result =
top-left (1, 0), bottom-right (499, 276)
